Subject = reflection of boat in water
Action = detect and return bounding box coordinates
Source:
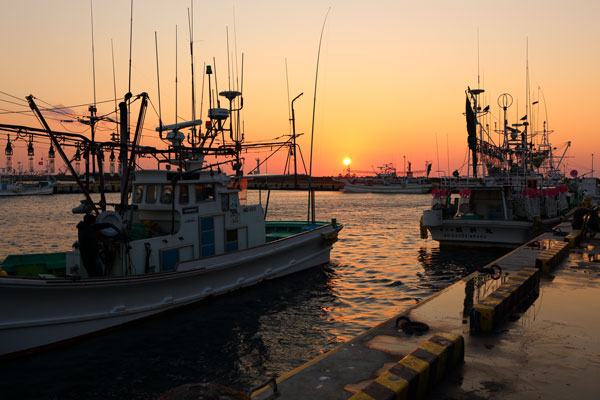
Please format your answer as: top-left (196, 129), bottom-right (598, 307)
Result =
top-left (0, 70), bottom-right (342, 357)
top-left (422, 87), bottom-right (579, 247)
top-left (0, 265), bottom-right (339, 398)
top-left (337, 162), bottom-right (433, 194)
top-left (0, 177), bottom-right (55, 196)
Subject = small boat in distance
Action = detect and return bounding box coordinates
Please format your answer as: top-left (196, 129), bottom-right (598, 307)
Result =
top-left (337, 162), bottom-right (433, 194)
top-left (0, 176), bottom-right (56, 196)
top-left (422, 87), bottom-right (579, 247)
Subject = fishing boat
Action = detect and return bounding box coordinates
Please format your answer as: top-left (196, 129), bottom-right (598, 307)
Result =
top-left (0, 81), bottom-right (342, 357)
top-left (422, 87), bottom-right (578, 247)
top-left (338, 162), bottom-right (433, 194)
top-left (0, 176), bottom-right (56, 196)
top-left (579, 176), bottom-right (600, 202)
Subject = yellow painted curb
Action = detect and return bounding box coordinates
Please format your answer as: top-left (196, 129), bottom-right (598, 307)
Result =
top-left (349, 332), bottom-right (464, 400)
top-left (470, 267), bottom-right (540, 333)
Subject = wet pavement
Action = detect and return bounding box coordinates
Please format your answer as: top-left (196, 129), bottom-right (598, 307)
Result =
top-left (253, 224), bottom-right (600, 399)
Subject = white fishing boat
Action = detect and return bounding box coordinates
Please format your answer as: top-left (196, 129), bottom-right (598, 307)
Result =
top-left (0, 79), bottom-right (342, 356)
top-left (579, 176), bottom-right (600, 202)
top-left (0, 176), bottom-right (55, 196)
top-left (338, 162), bottom-right (432, 194)
top-left (422, 88), bottom-right (578, 247)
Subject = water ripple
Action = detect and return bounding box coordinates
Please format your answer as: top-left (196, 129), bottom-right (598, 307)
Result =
top-left (0, 191), bottom-right (507, 399)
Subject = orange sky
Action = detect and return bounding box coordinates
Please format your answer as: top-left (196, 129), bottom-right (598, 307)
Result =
top-left (1, 0), bottom-right (599, 177)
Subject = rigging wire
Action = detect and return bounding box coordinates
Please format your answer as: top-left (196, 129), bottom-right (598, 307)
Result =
top-left (0, 98), bottom-right (31, 108)
top-left (0, 91), bottom-right (28, 104)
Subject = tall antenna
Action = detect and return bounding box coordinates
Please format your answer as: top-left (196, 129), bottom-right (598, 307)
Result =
top-left (175, 25), bottom-right (178, 123)
top-left (126, 0), bottom-right (134, 152)
top-left (226, 26), bottom-right (231, 91)
top-left (233, 5), bottom-right (240, 95)
top-left (200, 62), bottom-right (206, 122)
top-left (111, 39), bottom-right (119, 140)
top-left (446, 132), bottom-right (450, 177)
top-left (155, 32), bottom-right (163, 133)
top-left (90, 0), bottom-right (97, 107)
top-left (213, 57), bottom-right (220, 107)
top-left (307, 7), bottom-right (331, 223)
top-left (188, 2), bottom-right (196, 147)
top-left (128, 0), bottom-right (134, 95)
top-left (477, 27), bottom-right (480, 88)
top-left (285, 58), bottom-right (292, 135)
top-left (239, 54), bottom-right (244, 141)
top-left (89, 0), bottom-right (98, 177)
top-left (525, 38), bottom-right (530, 142)
top-left (435, 132), bottom-right (441, 178)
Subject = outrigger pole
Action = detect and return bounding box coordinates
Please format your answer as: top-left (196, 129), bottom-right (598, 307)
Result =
top-left (26, 95), bottom-right (99, 214)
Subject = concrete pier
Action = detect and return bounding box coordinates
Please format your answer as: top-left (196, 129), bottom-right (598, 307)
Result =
top-left (253, 222), bottom-right (600, 399)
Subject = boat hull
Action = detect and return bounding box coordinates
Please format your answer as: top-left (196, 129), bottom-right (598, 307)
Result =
top-left (424, 217), bottom-right (560, 247)
top-left (0, 223), bottom-right (340, 357)
top-left (0, 186), bottom-right (54, 196)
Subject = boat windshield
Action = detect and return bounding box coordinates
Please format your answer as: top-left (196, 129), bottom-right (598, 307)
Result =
top-left (195, 184), bottom-right (215, 202)
top-left (146, 184), bottom-right (157, 203)
top-left (179, 184), bottom-right (189, 204)
top-left (132, 185), bottom-right (143, 203)
top-left (160, 185), bottom-right (173, 204)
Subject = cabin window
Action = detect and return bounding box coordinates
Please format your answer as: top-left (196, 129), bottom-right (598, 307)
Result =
top-left (133, 185), bottom-right (144, 203)
top-left (195, 184), bottom-right (215, 202)
top-left (225, 229), bottom-right (238, 252)
top-left (221, 193), bottom-right (230, 211)
top-left (145, 184), bottom-right (157, 203)
top-left (179, 184), bottom-right (189, 204)
top-left (160, 184), bottom-right (173, 204)
top-left (200, 217), bottom-right (215, 257)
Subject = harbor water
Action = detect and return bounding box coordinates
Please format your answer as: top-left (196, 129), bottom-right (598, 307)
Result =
top-left (0, 191), bottom-right (506, 399)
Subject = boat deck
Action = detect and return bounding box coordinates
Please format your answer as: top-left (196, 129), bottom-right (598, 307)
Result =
top-left (253, 222), bottom-right (600, 399)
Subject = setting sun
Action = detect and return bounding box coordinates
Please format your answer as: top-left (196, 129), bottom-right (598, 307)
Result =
top-left (343, 158), bottom-right (351, 166)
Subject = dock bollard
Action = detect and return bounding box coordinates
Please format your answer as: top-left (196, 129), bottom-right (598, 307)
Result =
top-left (349, 332), bottom-right (464, 400)
top-left (470, 266), bottom-right (540, 333)
top-left (535, 241), bottom-right (569, 272)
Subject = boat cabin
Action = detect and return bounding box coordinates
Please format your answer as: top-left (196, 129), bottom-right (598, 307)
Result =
top-left (117, 169), bottom-right (266, 275)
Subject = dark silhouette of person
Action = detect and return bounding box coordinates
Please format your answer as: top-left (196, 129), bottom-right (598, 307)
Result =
top-left (77, 213), bottom-right (112, 277)
top-left (572, 207), bottom-right (590, 230)
top-left (572, 206), bottom-right (600, 232)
